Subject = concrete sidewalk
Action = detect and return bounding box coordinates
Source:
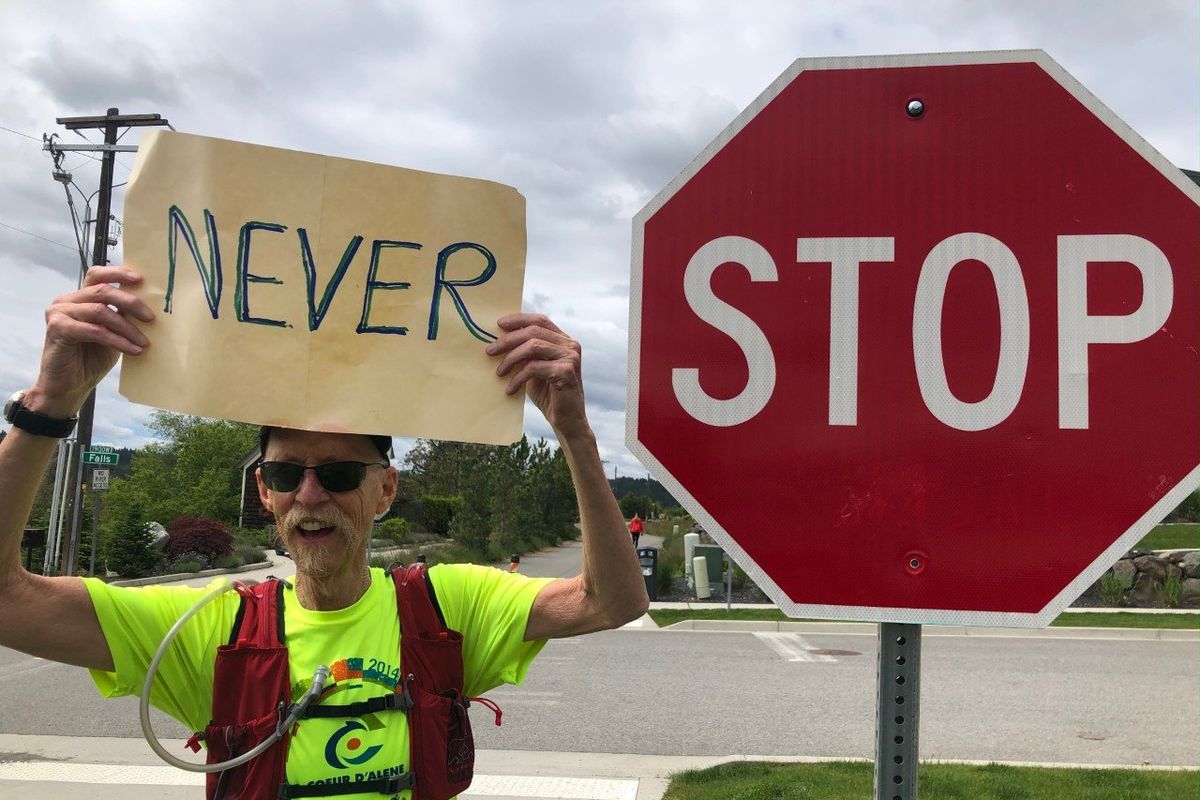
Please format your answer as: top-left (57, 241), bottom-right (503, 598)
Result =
top-left (0, 733), bottom-right (710, 800)
top-left (1, 732), bottom-right (1191, 800)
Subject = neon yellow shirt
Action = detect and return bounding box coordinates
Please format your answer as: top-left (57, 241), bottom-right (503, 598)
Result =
top-left (84, 565), bottom-right (552, 798)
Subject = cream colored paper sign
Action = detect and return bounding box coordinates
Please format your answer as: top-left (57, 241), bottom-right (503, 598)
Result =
top-left (120, 130), bottom-right (526, 444)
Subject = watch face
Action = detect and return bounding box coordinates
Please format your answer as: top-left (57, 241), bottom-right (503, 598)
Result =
top-left (4, 391), bottom-right (22, 422)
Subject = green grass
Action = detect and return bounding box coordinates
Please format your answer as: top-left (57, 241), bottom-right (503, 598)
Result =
top-left (1049, 612), bottom-right (1199, 629)
top-left (1135, 523), bottom-right (1199, 551)
top-left (662, 761), bottom-right (1197, 800)
top-left (647, 608), bottom-right (1200, 630)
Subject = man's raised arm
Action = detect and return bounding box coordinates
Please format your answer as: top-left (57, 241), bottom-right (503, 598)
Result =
top-left (0, 266), bottom-right (154, 671)
top-left (485, 313), bottom-right (649, 640)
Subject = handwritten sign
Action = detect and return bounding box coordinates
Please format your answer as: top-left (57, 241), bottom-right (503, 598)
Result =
top-left (120, 131), bottom-right (526, 444)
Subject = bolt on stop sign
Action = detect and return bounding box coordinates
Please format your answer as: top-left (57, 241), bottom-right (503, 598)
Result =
top-left (627, 51), bottom-right (1199, 627)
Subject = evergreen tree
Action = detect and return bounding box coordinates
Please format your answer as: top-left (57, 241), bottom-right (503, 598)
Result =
top-left (102, 501), bottom-right (158, 578)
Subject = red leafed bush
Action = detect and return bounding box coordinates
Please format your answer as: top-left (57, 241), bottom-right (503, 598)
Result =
top-left (166, 516), bottom-right (234, 563)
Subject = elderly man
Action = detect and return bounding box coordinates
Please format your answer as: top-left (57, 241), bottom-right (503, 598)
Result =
top-left (0, 266), bottom-right (648, 799)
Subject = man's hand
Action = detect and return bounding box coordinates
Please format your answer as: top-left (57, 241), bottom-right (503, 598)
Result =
top-left (487, 313), bottom-right (589, 439)
top-left (485, 313), bottom-right (648, 638)
top-left (27, 266), bottom-right (153, 415)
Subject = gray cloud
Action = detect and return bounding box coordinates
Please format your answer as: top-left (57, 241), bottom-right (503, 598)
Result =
top-left (24, 37), bottom-right (182, 112)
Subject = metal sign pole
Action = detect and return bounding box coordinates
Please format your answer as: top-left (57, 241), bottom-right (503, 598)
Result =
top-left (874, 622), bottom-right (921, 800)
top-left (42, 438), bottom-right (70, 574)
top-left (89, 489), bottom-right (102, 576)
top-left (724, 553), bottom-right (731, 611)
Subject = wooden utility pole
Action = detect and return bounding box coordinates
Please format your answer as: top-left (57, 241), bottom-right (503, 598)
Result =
top-left (51, 109), bottom-right (170, 575)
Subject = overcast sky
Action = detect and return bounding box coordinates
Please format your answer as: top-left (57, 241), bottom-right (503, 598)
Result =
top-left (0, 0), bottom-right (1196, 476)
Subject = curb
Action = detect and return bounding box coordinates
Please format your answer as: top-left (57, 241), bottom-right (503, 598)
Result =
top-left (658, 618), bottom-right (1199, 640)
top-left (108, 560), bottom-right (274, 587)
top-left (647, 601), bottom-right (1199, 614)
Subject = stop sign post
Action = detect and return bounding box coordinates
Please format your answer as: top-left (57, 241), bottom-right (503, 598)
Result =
top-left (628, 50), bottom-right (1198, 797)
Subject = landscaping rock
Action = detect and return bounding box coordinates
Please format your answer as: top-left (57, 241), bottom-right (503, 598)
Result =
top-left (1181, 578), bottom-right (1200, 609)
top-left (1111, 559), bottom-right (1137, 588)
top-left (1133, 555), bottom-right (1168, 581)
top-left (1181, 551), bottom-right (1200, 579)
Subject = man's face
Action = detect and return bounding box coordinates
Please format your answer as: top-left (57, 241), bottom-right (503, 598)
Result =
top-left (255, 429), bottom-right (397, 580)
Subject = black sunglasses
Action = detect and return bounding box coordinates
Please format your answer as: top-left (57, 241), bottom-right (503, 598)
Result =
top-left (260, 461), bottom-right (388, 493)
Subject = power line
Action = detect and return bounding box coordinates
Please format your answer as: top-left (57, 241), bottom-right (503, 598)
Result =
top-left (0, 219), bottom-right (77, 251)
top-left (1, 123), bottom-right (107, 166)
top-left (69, 129), bottom-right (113, 166)
top-left (0, 123), bottom-right (40, 142)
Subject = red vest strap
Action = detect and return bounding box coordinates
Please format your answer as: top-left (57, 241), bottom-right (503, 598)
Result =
top-left (234, 579), bottom-right (285, 647)
top-left (393, 564), bottom-right (442, 639)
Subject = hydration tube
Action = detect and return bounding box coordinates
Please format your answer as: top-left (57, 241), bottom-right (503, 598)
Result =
top-left (139, 577), bottom-right (331, 773)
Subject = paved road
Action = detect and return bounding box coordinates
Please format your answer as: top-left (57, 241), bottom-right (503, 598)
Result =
top-left (1, 615), bottom-right (1196, 766)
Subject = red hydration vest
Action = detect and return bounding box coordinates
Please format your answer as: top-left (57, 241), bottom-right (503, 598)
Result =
top-left (190, 564), bottom-right (499, 800)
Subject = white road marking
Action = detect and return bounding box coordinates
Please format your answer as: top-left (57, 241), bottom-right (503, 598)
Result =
top-left (753, 632), bottom-right (838, 663)
top-left (0, 761), bottom-right (638, 799)
top-left (0, 659), bottom-right (65, 682)
top-left (465, 774), bottom-right (638, 800)
top-left (0, 761), bottom-right (205, 786)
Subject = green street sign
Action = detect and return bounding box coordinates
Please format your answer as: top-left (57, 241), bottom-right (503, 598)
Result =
top-left (83, 450), bottom-right (118, 465)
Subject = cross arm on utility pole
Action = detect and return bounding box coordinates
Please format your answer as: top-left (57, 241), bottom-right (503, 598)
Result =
top-left (56, 112), bottom-right (169, 130)
top-left (43, 143), bottom-right (139, 153)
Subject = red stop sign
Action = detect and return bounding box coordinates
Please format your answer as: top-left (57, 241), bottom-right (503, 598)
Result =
top-left (628, 51), bottom-right (1199, 626)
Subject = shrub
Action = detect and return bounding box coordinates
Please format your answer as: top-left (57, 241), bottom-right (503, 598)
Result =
top-left (655, 558), bottom-right (676, 596)
top-left (213, 553), bottom-right (243, 569)
top-left (415, 543), bottom-right (479, 567)
top-left (376, 518), bottom-right (411, 545)
top-left (1156, 572), bottom-right (1183, 608)
top-left (231, 526), bottom-right (273, 547)
top-left (103, 502), bottom-right (159, 578)
top-left (447, 503), bottom-right (489, 558)
top-left (366, 543), bottom-right (478, 571)
top-left (1166, 489), bottom-right (1200, 522)
top-left (1098, 571), bottom-right (1127, 607)
top-left (234, 543), bottom-right (267, 565)
top-left (421, 495), bottom-right (464, 535)
top-left (168, 559), bottom-right (205, 574)
top-left (730, 562), bottom-right (750, 592)
top-left (169, 549), bottom-right (211, 572)
top-left (166, 516), bottom-right (233, 563)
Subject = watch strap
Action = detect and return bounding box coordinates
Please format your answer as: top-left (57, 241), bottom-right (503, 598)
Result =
top-left (6, 395), bottom-right (78, 438)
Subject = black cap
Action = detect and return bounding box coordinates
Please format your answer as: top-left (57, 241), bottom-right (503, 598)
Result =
top-left (258, 426), bottom-right (393, 462)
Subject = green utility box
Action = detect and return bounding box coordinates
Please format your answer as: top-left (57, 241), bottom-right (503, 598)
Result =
top-left (693, 544), bottom-right (725, 586)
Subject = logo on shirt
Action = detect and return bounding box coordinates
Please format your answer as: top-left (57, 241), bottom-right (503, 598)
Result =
top-left (325, 718), bottom-right (385, 768)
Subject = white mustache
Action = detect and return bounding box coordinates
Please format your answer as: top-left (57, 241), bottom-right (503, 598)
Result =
top-left (281, 505), bottom-right (353, 535)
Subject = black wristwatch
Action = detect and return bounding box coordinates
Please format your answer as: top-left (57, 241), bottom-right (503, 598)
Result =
top-left (4, 391), bottom-right (78, 438)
